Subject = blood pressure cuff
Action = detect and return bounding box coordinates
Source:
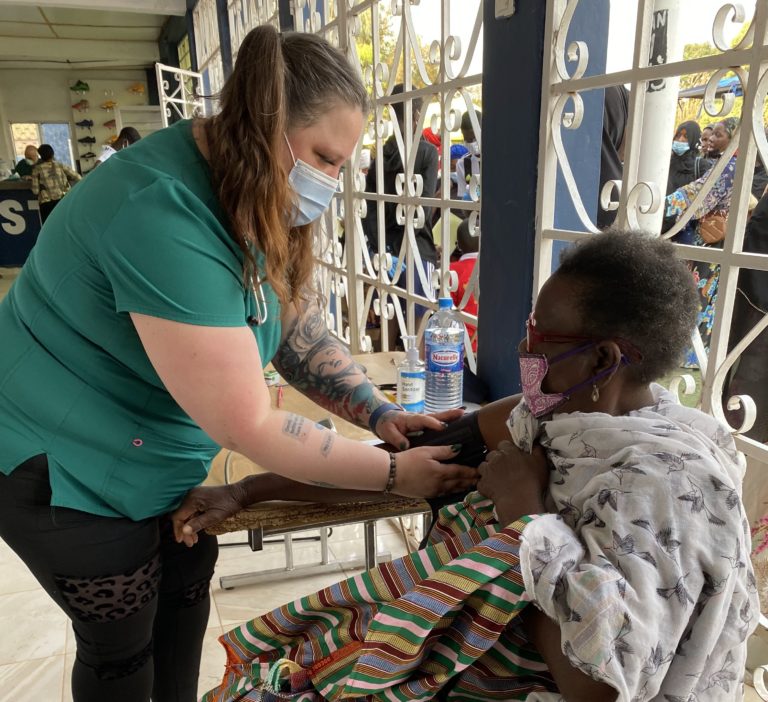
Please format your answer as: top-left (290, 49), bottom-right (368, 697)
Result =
top-left (376, 410), bottom-right (487, 544)
top-left (377, 411), bottom-right (487, 544)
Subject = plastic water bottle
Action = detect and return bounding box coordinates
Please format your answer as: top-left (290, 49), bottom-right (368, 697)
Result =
top-left (397, 335), bottom-right (425, 413)
top-left (424, 298), bottom-right (464, 412)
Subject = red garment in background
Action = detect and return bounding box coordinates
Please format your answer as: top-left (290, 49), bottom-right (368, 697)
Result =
top-left (450, 252), bottom-right (478, 352)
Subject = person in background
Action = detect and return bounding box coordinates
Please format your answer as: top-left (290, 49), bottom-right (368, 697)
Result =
top-left (751, 128), bottom-right (768, 199)
top-left (358, 147), bottom-right (371, 177)
top-left (362, 83), bottom-right (439, 316)
top-left (30, 143), bottom-right (81, 223)
top-left (449, 217), bottom-right (479, 352)
top-left (422, 127), bottom-right (443, 229)
top-left (662, 120), bottom-right (713, 233)
top-left (725, 186), bottom-right (768, 443)
top-left (422, 127), bottom-right (441, 161)
top-left (667, 120), bottom-right (704, 194)
top-left (449, 142), bottom-right (469, 199)
top-left (706, 118), bottom-right (736, 160)
top-left (700, 124), bottom-right (714, 157)
top-left (0, 28), bottom-right (473, 702)
top-left (455, 109), bottom-right (481, 202)
top-left (12, 144), bottom-right (39, 180)
top-left (665, 117), bottom-right (739, 367)
top-left (596, 84), bottom-right (629, 229)
top-left (95, 126), bottom-right (142, 167)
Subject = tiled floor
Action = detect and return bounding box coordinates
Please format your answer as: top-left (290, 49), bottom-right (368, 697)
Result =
top-left (0, 516), bottom-right (416, 700)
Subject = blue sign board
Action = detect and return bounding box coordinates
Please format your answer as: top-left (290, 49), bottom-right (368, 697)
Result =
top-left (0, 186), bottom-right (42, 266)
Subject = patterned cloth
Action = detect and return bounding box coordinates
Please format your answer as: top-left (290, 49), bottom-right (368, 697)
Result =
top-left (514, 385), bottom-right (757, 701)
top-left (665, 156), bottom-right (737, 366)
top-left (30, 160), bottom-right (81, 204)
top-left (203, 506), bottom-right (556, 701)
top-left (203, 386), bottom-right (756, 701)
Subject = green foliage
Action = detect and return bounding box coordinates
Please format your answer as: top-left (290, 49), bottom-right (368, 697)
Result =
top-left (675, 23), bottom-right (767, 130)
top-left (354, 6), bottom-right (440, 95)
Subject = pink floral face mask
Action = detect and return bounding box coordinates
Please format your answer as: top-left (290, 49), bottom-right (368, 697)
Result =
top-left (519, 342), bottom-right (625, 418)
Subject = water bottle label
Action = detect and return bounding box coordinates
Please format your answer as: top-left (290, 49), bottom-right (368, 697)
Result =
top-left (398, 371), bottom-right (425, 413)
top-left (426, 345), bottom-right (463, 374)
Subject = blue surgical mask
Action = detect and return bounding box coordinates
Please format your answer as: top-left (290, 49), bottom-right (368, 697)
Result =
top-left (671, 141), bottom-right (690, 156)
top-left (285, 135), bottom-right (339, 226)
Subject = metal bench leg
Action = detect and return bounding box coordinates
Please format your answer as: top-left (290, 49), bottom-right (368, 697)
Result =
top-left (364, 520), bottom-right (377, 569)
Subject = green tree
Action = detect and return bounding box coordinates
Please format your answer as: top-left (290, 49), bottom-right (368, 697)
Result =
top-left (675, 24), bottom-right (765, 129)
top-left (355, 6), bottom-right (440, 95)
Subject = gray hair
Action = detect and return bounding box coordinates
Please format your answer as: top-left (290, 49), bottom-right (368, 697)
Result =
top-left (555, 230), bottom-right (699, 383)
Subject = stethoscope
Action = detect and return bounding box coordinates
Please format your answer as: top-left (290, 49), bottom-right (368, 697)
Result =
top-left (247, 272), bottom-right (269, 327)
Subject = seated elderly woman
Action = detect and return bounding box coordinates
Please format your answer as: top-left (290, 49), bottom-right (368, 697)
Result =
top-left (176, 231), bottom-right (757, 702)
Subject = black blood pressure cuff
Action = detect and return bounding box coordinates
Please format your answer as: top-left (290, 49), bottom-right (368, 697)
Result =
top-left (405, 411), bottom-right (487, 538)
top-left (375, 411), bottom-right (488, 546)
top-left (406, 410), bottom-right (487, 469)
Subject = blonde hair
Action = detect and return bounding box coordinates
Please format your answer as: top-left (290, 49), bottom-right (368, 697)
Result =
top-left (205, 26), bottom-right (368, 306)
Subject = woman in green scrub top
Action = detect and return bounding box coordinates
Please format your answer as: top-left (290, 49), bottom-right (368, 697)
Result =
top-left (0, 27), bottom-right (475, 702)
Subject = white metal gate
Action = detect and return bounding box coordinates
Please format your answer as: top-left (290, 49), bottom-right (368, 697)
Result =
top-left (291, 0), bottom-right (483, 371)
top-left (535, 0), bottom-right (768, 462)
top-left (155, 63), bottom-right (206, 127)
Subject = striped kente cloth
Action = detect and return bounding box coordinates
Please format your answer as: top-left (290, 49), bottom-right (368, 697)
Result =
top-left (202, 494), bottom-right (557, 701)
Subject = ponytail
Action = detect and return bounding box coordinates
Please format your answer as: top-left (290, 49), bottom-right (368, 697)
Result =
top-left (205, 26), bottom-right (367, 307)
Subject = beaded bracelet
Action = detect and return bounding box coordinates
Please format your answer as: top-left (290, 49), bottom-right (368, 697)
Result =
top-left (368, 402), bottom-right (403, 433)
top-left (383, 452), bottom-right (397, 493)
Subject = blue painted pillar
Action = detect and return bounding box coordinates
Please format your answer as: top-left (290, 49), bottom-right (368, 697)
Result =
top-left (216, 0), bottom-right (233, 78)
top-left (477, 1), bottom-right (609, 400)
top-left (476, 2), bottom-right (547, 399)
top-left (278, 0), bottom-right (293, 31)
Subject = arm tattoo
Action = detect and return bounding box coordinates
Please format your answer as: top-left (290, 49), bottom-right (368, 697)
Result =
top-left (320, 432), bottom-right (335, 458)
top-left (282, 413), bottom-right (309, 443)
top-left (273, 298), bottom-right (392, 430)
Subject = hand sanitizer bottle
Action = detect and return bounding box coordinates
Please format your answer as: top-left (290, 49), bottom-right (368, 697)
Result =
top-left (397, 335), bottom-right (425, 413)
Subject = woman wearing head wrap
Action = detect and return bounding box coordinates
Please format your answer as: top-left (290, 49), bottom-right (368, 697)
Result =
top-left (665, 117), bottom-right (740, 367)
top-left (667, 120), bottom-right (711, 194)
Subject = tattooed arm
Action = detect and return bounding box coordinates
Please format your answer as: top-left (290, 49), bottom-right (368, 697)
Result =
top-left (131, 313), bottom-right (477, 521)
top-left (272, 295), bottom-right (467, 448)
top-left (272, 293), bottom-right (396, 432)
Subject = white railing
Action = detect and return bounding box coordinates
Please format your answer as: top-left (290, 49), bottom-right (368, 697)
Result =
top-left (228, 0), bottom-right (280, 60)
top-left (290, 0), bottom-right (483, 372)
top-left (194, 0), bottom-right (225, 111)
top-left (535, 0), bottom-right (768, 461)
top-left (155, 63), bottom-right (206, 127)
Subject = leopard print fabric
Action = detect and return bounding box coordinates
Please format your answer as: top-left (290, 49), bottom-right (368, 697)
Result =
top-left (54, 553), bottom-right (162, 623)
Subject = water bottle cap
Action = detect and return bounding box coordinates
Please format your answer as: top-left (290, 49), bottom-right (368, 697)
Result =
top-left (438, 297), bottom-right (453, 309)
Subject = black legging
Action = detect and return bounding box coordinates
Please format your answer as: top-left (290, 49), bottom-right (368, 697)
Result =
top-left (39, 198), bottom-right (62, 223)
top-left (0, 455), bottom-right (218, 702)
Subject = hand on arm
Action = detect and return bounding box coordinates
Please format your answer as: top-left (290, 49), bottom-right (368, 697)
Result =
top-left (476, 440), bottom-right (548, 525)
top-left (171, 472), bottom-right (392, 546)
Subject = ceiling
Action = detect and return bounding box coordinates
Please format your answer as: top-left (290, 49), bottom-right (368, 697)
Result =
top-left (0, 0), bottom-right (186, 70)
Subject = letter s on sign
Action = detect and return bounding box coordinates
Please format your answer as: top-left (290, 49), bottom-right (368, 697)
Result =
top-left (0, 200), bottom-right (26, 236)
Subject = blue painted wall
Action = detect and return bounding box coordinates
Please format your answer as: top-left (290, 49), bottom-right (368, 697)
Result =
top-left (552, 1), bottom-right (610, 265)
top-left (477, 1), bottom-right (609, 399)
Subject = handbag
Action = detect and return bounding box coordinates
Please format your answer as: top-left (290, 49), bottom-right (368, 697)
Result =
top-left (697, 194), bottom-right (759, 245)
top-left (698, 212), bottom-right (727, 245)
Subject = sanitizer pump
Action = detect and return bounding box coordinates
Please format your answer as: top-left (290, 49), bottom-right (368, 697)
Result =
top-left (397, 335), bottom-right (426, 413)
